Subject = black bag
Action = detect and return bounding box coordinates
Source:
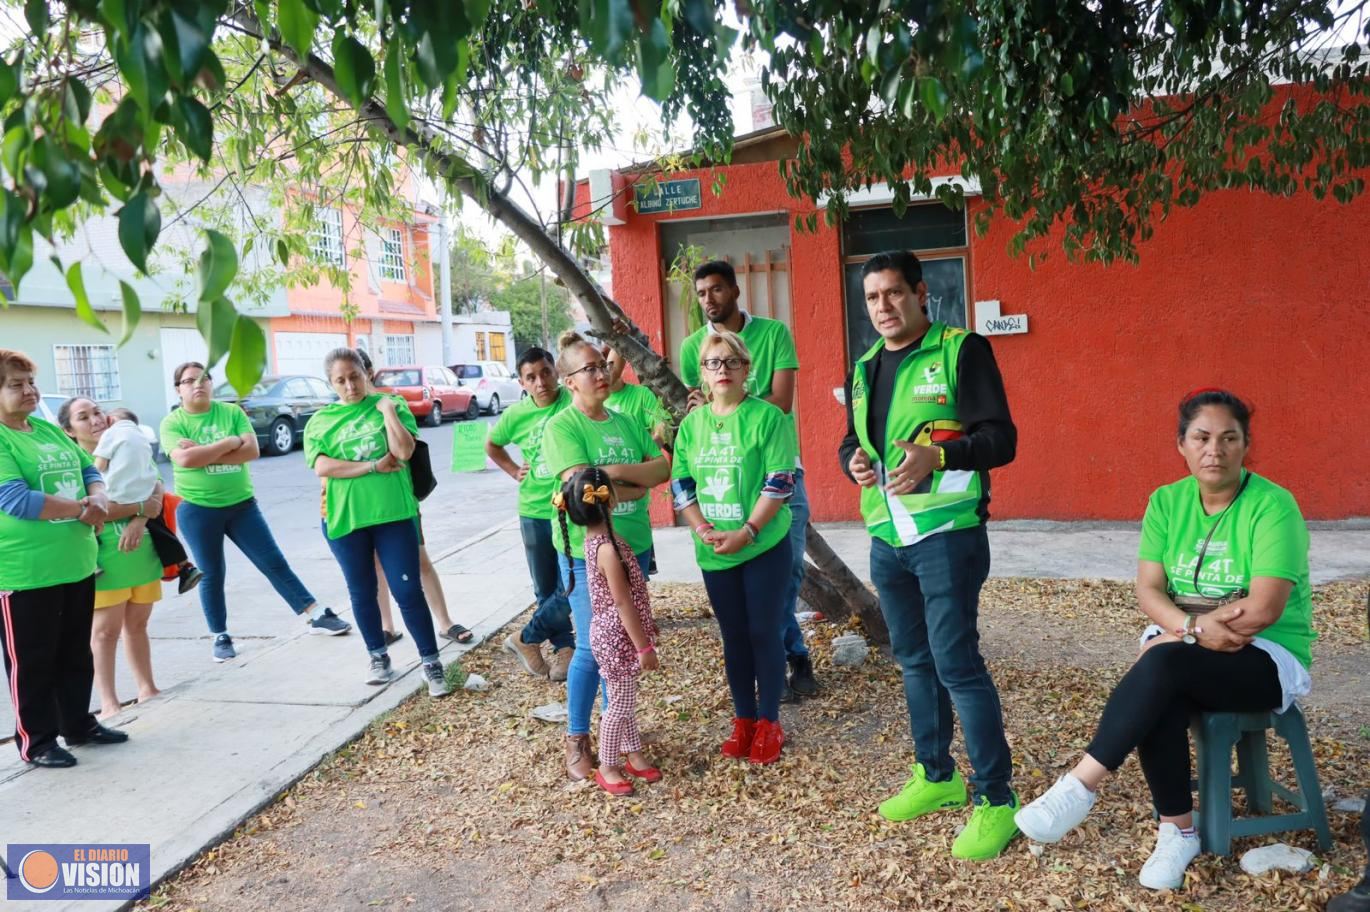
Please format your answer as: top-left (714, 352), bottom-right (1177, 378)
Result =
top-left (409, 436), bottom-right (437, 502)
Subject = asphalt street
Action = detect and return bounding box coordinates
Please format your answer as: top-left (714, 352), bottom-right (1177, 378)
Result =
top-left (0, 413), bottom-right (523, 743)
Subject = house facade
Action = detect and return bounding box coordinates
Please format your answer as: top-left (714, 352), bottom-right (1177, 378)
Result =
top-left (579, 128), bottom-right (1370, 522)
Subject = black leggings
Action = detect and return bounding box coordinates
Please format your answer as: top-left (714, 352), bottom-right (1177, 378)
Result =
top-left (1085, 641), bottom-right (1282, 817)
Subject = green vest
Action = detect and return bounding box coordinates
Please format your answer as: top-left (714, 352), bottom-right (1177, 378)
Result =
top-left (851, 322), bottom-right (986, 547)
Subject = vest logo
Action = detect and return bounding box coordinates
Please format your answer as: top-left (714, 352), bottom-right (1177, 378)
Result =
top-left (922, 363), bottom-right (942, 384)
top-left (913, 383), bottom-right (949, 396)
top-left (7, 844), bottom-right (151, 901)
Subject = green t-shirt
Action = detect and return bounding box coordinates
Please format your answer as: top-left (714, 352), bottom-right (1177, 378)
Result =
top-left (304, 394), bottom-right (420, 540)
top-left (672, 396), bottom-right (795, 571)
top-left (605, 382), bottom-right (669, 440)
top-left (488, 388), bottom-right (571, 520)
top-left (0, 417), bottom-right (100, 590)
top-left (1138, 471), bottom-right (1316, 668)
top-left (679, 314), bottom-right (799, 401)
top-left (542, 406), bottom-right (661, 558)
top-left (95, 518), bottom-right (163, 592)
top-left (160, 401), bottom-right (255, 508)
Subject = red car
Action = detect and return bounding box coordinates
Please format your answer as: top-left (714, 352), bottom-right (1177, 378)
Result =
top-left (372, 365), bottom-right (479, 427)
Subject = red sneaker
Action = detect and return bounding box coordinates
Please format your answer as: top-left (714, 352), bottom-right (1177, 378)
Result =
top-left (721, 718), bottom-right (756, 759)
top-left (748, 719), bottom-right (785, 765)
top-left (594, 768), bottom-right (635, 797)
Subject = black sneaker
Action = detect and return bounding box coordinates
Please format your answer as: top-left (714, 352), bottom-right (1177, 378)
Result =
top-left (212, 633), bottom-right (236, 662)
top-left (779, 679), bottom-right (797, 704)
top-left (308, 607), bottom-right (352, 636)
top-left (648, 556), bottom-right (659, 577)
top-left (64, 721), bottom-right (129, 746)
top-left (177, 564), bottom-right (203, 595)
top-left (788, 654), bottom-right (818, 698)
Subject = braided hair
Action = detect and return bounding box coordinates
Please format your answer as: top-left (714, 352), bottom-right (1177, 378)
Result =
top-left (555, 465), bottom-right (629, 595)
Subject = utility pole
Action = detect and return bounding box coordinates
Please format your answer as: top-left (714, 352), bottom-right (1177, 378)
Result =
top-left (539, 267), bottom-right (550, 350)
top-left (438, 200), bottom-right (454, 365)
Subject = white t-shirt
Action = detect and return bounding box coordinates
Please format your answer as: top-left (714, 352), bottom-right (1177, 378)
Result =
top-left (93, 419), bottom-right (159, 503)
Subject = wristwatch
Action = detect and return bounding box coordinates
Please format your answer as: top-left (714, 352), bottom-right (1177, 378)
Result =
top-left (1181, 614), bottom-right (1198, 645)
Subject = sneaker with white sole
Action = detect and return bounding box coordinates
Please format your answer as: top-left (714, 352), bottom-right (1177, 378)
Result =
top-left (1138, 822), bottom-right (1201, 890)
top-left (212, 633), bottom-right (236, 663)
top-left (366, 654), bottom-right (395, 685)
top-left (308, 607), bottom-right (352, 636)
top-left (1015, 774), bottom-right (1097, 844)
top-left (423, 661), bottom-right (451, 698)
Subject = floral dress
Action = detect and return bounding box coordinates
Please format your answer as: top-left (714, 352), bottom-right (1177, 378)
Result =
top-left (586, 532), bottom-right (657, 682)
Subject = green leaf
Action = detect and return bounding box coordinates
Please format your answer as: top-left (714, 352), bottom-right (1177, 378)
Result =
top-left (63, 78), bottom-right (93, 124)
top-left (587, 0), bottom-right (634, 62)
top-left (384, 48), bottom-right (410, 132)
top-left (24, 0), bottom-right (48, 37)
top-left (1, 127), bottom-right (27, 179)
top-left (225, 315), bottom-right (267, 397)
top-left (33, 136), bottom-right (81, 209)
top-left (919, 76), bottom-right (948, 122)
top-left (278, 0), bottom-right (320, 58)
top-left (117, 189), bottom-right (161, 273)
top-left (99, 0), bottom-right (130, 38)
top-left (0, 58), bottom-right (18, 108)
top-left (117, 280), bottom-right (141, 346)
top-left (7, 222), bottom-right (33, 288)
top-left (332, 33), bottom-right (377, 106)
top-left (197, 229), bottom-right (238, 303)
top-left (637, 19), bottom-right (675, 101)
top-left (176, 95), bottom-right (213, 161)
top-left (463, 0), bottom-right (490, 28)
top-left (65, 261), bottom-right (108, 332)
top-left (275, 238), bottom-right (290, 267)
top-left (170, 9), bottom-right (210, 81)
top-left (196, 297), bottom-right (238, 368)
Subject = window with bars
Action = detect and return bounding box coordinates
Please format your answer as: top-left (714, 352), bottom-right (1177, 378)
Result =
top-left (474, 332), bottom-right (487, 360)
top-left (311, 207), bottom-right (345, 267)
top-left (489, 332), bottom-right (507, 363)
top-left (379, 227), bottom-right (406, 282)
top-left (52, 344), bottom-right (121, 400)
top-left (384, 334), bottom-right (415, 365)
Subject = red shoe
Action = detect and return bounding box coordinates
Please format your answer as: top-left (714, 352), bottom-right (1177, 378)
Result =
top-left (721, 718), bottom-right (756, 759)
top-left (594, 768), bottom-right (635, 797)
top-left (624, 759), bottom-right (662, 782)
top-left (748, 719), bottom-right (785, 765)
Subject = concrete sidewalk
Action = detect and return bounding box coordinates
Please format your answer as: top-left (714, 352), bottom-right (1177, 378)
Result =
top-left (2, 519), bottom-right (1366, 911)
top-left (0, 519), bottom-right (536, 912)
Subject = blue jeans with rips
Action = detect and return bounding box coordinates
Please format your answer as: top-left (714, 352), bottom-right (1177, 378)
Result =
top-left (779, 469), bottom-right (811, 659)
top-left (868, 524), bottom-right (1014, 806)
top-left (560, 548), bottom-right (652, 737)
top-left (324, 518), bottom-right (440, 663)
top-left (518, 517), bottom-right (575, 650)
top-left (178, 497), bottom-right (316, 635)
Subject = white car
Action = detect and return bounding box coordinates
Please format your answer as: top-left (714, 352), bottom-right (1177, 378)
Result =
top-left (37, 394), bottom-right (161, 459)
top-left (449, 361), bottom-right (523, 415)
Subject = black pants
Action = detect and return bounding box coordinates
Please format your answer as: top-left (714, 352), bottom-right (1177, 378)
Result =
top-left (0, 577), bottom-right (97, 760)
top-left (146, 514), bottom-right (188, 568)
top-left (1085, 641), bottom-right (1282, 816)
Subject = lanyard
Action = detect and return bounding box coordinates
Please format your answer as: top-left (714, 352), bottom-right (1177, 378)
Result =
top-left (1190, 471), bottom-right (1251, 595)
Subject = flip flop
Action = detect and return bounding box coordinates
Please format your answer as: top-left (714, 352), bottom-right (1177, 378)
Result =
top-left (444, 624), bottom-right (474, 644)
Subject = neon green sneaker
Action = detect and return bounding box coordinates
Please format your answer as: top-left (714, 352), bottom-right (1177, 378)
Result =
top-left (877, 763), bottom-right (968, 822)
top-left (951, 793), bottom-right (1021, 860)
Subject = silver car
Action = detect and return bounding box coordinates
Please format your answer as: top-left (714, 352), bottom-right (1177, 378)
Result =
top-left (449, 361), bottom-right (523, 415)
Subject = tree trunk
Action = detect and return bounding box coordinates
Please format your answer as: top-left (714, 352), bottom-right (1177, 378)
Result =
top-left (238, 11), bottom-right (877, 633)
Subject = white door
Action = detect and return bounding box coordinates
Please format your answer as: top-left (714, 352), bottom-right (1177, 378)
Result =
top-left (159, 327), bottom-right (214, 410)
top-left (274, 332), bottom-right (347, 378)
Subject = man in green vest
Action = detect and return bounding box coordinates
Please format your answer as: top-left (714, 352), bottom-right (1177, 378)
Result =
top-left (681, 260), bottom-right (818, 701)
top-left (837, 250), bottom-right (1019, 861)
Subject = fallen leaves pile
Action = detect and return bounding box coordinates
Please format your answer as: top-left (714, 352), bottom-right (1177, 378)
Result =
top-left (139, 579), bottom-right (1369, 912)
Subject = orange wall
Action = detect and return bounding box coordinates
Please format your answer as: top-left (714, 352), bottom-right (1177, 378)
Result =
top-left (604, 164), bottom-right (1370, 522)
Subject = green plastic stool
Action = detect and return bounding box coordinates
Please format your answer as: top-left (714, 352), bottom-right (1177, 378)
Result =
top-left (1189, 705), bottom-right (1333, 856)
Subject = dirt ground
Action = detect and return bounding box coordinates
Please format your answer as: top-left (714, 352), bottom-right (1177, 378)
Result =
top-left (136, 579), bottom-right (1370, 912)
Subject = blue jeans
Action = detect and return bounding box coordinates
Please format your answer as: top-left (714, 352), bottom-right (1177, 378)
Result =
top-left (701, 537), bottom-right (792, 723)
top-left (178, 497), bottom-right (316, 635)
top-left (518, 517), bottom-right (574, 650)
top-left (324, 518), bottom-right (440, 662)
top-left (780, 469), bottom-right (810, 659)
top-left (869, 525), bottom-right (1014, 805)
top-left (560, 548), bottom-right (652, 737)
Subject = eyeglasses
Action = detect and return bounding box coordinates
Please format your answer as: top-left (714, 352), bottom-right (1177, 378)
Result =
top-left (177, 375), bottom-right (212, 387)
top-left (566, 362), bottom-right (610, 379)
top-left (701, 357), bottom-right (748, 372)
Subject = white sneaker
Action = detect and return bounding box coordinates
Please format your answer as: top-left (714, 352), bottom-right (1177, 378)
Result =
top-left (1138, 823), bottom-right (1201, 890)
top-left (1014, 774), bottom-right (1097, 843)
top-left (423, 661), bottom-right (451, 698)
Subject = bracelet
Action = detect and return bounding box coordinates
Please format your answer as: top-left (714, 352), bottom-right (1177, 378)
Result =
top-left (694, 522), bottom-right (715, 536)
top-left (137, 500), bottom-right (145, 517)
top-left (742, 521), bottom-right (758, 541)
top-left (368, 460), bottom-right (378, 474)
top-left (636, 644), bottom-right (655, 656)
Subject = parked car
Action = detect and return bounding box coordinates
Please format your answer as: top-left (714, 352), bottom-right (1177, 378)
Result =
top-left (449, 361), bottom-right (523, 415)
top-left (214, 375), bottom-right (337, 456)
top-left (372, 365), bottom-right (477, 426)
top-left (36, 394), bottom-right (162, 458)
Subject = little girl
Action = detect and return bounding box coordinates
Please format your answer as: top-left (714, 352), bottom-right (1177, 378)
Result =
top-left (557, 466), bottom-right (661, 797)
